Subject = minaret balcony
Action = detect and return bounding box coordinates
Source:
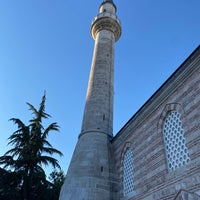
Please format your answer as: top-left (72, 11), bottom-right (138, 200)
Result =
top-left (91, 12), bottom-right (121, 41)
top-left (91, 12), bottom-right (121, 27)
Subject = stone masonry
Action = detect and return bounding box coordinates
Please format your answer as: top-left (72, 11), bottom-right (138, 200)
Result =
top-left (59, 1), bottom-right (121, 199)
top-left (112, 46), bottom-right (200, 199)
top-left (60, 0), bottom-right (200, 199)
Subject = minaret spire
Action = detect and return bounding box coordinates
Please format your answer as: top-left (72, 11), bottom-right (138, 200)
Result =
top-left (59, 1), bottom-right (121, 199)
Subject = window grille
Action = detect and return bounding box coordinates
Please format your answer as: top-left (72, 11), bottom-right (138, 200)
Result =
top-left (163, 111), bottom-right (190, 171)
top-left (123, 148), bottom-right (134, 196)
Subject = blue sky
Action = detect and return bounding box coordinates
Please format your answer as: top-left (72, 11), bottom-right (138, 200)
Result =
top-left (0, 0), bottom-right (200, 175)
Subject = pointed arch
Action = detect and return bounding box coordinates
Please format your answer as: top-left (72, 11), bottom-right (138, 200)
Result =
top-left (157, 103), bottom-right (185, 132)
top-left (158, 103), bottom-right (190, 171)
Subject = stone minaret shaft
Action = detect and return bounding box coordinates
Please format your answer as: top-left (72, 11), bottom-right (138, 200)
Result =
top-left (81, 0), bottom-right (121, 137)
top-left (59, 1), bottom-right (121, 199)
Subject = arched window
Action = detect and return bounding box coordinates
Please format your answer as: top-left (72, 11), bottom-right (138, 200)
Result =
top-left (123, 148), bottom-right (134, 196)
top-left (163, 111), bottom-right (190, 171)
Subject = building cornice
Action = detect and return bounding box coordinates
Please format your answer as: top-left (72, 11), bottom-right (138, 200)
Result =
top-left (112, 45), bottom-right (200, 144)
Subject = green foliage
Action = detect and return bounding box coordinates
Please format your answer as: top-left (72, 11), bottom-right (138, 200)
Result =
top-left (0, 93), bottom-right (64, 200)
top-left (48, 170), bottom-right (65, 198)
top-left (0, 168), bottom-right (21, 200)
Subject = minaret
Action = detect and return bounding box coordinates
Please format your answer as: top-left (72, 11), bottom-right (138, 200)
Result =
top-left (59, 0), bottom-right (121, 199)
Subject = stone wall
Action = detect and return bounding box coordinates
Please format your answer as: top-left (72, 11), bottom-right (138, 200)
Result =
top-left (112, 46), bottom-right (200, 200)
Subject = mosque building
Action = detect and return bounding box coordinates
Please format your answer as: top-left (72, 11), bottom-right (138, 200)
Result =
top-left (60, 1), bottom-right (200, 199)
